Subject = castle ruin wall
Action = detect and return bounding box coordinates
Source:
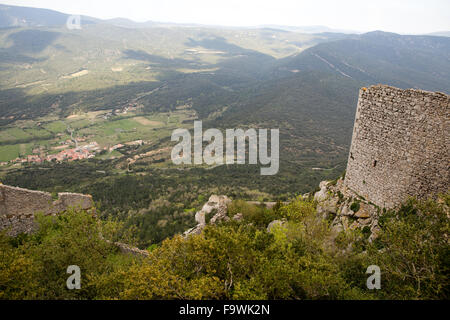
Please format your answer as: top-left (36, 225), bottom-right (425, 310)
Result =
top-left (344, 85), bottom-right (449, 208)
top-left (0, 184), bottom-right (94, 236)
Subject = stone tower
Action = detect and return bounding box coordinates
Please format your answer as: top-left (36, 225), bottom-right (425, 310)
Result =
top-left (344, 85), bottom-right (449, 208)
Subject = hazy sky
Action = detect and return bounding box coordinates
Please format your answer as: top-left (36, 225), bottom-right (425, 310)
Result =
top-left (1, 0), bottom-right (450, 34)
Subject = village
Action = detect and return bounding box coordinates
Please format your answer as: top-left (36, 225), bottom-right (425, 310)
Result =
top-left (0, 139), bottom-right (146, 167)
top-left (4, 141), bottom-right (101, 166)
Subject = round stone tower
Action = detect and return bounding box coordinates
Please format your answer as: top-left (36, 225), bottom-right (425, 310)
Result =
top-left (344, 85), bottom-right (449, 208)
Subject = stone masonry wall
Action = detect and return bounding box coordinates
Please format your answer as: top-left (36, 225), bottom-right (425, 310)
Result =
top-left (344, 85), bottom-right (449, 208)
top-left (0, 184), bottom-right (94, 236)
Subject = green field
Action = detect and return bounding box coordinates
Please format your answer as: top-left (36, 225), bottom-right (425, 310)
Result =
top-left (0, 144), bottom-right (33, 162)
top-left (0, 109), bottom-right (194, 163)
top-left (43, 121), bottom-right (67, 133)
top-left (0, 128), bottom-right (32, 141)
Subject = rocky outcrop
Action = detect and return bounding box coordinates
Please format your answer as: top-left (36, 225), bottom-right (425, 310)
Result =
top-left (184, 195), bottom-right (232, 237)
top-left (314, 178), bottom-right (381, 241)
top-left (183, 186), bottom-right (383, 240)
top-left (115, 242), bottom-right (150, 257)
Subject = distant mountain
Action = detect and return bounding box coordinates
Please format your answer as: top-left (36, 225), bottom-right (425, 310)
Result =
top-left (0, 4), bottom-right (98, 28)
top-left (209, 31), bottom-right (450, 171)
top-left (0, 4), bottom-right (68, 28)
top-left (427, 31), bottom-right (450, 37)
top-left (103, 18), bottom-right (142, 28)
top-left (0, 4), bottom-right (361, 34)
top-left (275, 31), bottom-right (450, 93)
top-left (258, 25), bottom-right (361, 34)
top-left (103, 18), bottom-right (166, 29)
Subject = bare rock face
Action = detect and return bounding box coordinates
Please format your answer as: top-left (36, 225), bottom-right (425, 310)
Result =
top-left (317, 197), bottom-right (339, 219)
top-left (315, 181), bottom-right (339, 219)
top-left (183, 225), bottom-right (205, 237)
top-left (315, 178), bottom-right (381, 241)
top-left (339, 203), bottom-right (354, 216)
top-left (184, 195), bottom-right (232, 238)
top-left (314, 181), bottom-right (330, 202)
top-left (195, 210), bottom-right (206, 225)
top-left (354, 203), bottom-right (371, 218)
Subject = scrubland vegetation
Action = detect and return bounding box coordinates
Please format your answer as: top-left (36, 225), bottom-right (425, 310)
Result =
top-left (1, 195), bottom-right (448, 300)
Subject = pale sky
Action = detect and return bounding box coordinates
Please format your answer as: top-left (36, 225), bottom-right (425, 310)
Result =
top-left (1, 0), bottom-right (450, 34)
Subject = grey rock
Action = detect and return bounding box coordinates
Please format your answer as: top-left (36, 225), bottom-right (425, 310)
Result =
top-left (340, 204), bottom-right (354, 216)
top-left (267, 219), bottom-right (287, 233)
top-left (184, 195), bottom-right (232, 237)
top-left (232, 213), bottom-right (244, 222)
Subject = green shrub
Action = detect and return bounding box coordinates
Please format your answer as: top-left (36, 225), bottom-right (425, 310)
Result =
top-left (1, 195), bottom-right (448, 300)
top-left (367, 196), bottom-right (450, 299)
top-left (350, 201), bottom-right (361, 213)
top-left (227, 200), bottom-right (278, 227)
